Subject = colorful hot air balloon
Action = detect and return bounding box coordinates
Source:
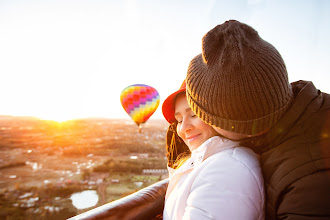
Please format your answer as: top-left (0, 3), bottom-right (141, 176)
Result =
top-left (120, 84), bottom-right (160, 132)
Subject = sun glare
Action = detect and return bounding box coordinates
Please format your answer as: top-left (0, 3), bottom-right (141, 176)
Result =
top-left (37, 114), bottom-right (81, 123)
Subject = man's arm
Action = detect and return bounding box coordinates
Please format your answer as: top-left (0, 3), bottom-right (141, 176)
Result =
top-left (277, 170), bottom-right (330, 220)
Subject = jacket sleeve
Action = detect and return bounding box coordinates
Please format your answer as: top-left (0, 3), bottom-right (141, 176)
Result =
top-left (182, 155), bottom-right (264, 220)
top-left (68, 178), bottom-right (168, 220)
top-left (276, 170), bottom-right (330, 220)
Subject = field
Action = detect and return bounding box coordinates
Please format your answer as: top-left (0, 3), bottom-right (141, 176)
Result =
top-left (0, 116), bottom-right (169, 219)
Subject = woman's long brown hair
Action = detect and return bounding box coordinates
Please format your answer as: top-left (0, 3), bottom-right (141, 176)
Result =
top-left (166, 122), bottom-right (190, 169)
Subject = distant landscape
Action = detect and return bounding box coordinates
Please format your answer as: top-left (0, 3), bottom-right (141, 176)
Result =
top-left (0, 115), bottom-right (169, 220)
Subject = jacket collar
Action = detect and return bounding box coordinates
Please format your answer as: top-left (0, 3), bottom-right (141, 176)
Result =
top-left (169, 136), bottom-right (237, 177)
top-left (165, 136), bottom-right (237, 199)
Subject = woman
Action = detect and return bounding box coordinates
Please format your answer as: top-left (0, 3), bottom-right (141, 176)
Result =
top-left (161, 80), bottom-right (265, 220)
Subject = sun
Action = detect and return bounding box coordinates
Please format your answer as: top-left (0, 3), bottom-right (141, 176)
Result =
top-left (37, 113), bottom-right (81, 123)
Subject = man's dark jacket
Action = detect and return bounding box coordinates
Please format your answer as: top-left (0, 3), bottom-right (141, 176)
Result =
top-left (254, 80), bottom-right (330, 219)
top-left (70, 80), bottom-right (330, 220)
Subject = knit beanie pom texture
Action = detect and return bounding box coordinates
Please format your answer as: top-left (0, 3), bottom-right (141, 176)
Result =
top-left (186, 20), bottom-right (293, 135)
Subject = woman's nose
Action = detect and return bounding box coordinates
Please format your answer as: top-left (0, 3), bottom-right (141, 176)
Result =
top-left (180, 118), bottom-right (193, 133)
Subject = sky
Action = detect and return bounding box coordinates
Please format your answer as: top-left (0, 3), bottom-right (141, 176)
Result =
top-left (1, 0), bottom-right (329, 122)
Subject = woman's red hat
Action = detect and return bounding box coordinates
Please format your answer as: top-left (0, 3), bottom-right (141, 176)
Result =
top-left (162, 80), bottom-right (186, 123)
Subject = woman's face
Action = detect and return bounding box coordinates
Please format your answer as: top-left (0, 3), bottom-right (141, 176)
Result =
top-left (174, 93), bottom-right (218, 151)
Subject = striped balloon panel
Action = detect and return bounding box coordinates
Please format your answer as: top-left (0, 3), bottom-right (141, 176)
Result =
top-left (120, 84), bottom-right (160, 125)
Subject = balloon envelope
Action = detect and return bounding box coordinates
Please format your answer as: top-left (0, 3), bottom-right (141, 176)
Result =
top-left (120, 84), bottom-right (160, 126)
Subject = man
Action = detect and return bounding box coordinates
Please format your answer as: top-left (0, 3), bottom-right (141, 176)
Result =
top-left (185, 20), bottom-right (330, 219)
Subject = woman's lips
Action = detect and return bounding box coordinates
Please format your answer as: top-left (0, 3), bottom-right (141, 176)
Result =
top-left (187, 134), bottom-right (200, 143)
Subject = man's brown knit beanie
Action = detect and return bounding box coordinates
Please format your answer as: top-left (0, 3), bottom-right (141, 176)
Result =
top-left (186, 20), bottom-right (293, 135)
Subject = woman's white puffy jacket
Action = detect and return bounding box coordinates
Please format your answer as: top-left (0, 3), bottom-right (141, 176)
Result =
top-left (163, 136), bottom-right (265, 220)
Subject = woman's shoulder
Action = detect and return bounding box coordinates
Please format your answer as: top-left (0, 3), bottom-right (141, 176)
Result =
top-left (194, 146), bottom-right (264, 196)
top-left (191, 146), bottom-right (264, 201)
top-left (200, 146), bottom-right (262, 184)
top-left (210, 146), bottom-right (260, 167)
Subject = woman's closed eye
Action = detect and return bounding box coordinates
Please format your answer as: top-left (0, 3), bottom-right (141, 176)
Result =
top-left (176, 114), bottom-right (196, 124)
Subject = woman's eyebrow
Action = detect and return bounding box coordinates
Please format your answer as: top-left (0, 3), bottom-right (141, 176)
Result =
top-left (185, 107), bottom-right (191, 113)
